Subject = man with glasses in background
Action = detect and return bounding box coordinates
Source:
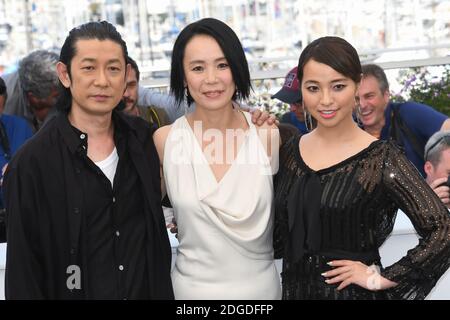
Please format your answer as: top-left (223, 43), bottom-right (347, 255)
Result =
top-left (424, 131), bottom-right (450, 209)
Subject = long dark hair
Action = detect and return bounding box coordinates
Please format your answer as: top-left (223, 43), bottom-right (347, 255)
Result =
top-left (170, 18), bottom-right (252, 107)
top-left (57, 21), bottom-right (128, 112)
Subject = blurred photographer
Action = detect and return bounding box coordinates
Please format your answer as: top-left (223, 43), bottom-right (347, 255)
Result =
top-left (0, 76), bottom-right (34, 242)
top-left (424, 131), bottom-right (450, 209)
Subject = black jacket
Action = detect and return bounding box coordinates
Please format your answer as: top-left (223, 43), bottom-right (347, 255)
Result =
top-left (3, 110), bottom-right (174, 299)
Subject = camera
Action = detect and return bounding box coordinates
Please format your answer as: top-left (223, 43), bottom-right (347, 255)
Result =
top-left (438, 176), bottom-right (450, 188)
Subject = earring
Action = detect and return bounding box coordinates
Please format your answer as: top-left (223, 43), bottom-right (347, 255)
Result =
top-left (354, 103), bottom-right (363, 127)
top-left (184, 86), bottom-right (192, 105)
top-left (184, 87), bottom-right (191, 115)
top-left (234, 86), bottom-right (240, 101)
top-left (302, 102), bottom-right (314, 132)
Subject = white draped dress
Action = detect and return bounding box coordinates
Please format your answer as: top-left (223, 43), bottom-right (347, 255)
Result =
top-left (163, 112), bottom-right (281, 300)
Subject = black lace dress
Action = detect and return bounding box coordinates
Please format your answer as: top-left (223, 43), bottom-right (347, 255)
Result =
top-left (274, 135), bottom-right (450, 300)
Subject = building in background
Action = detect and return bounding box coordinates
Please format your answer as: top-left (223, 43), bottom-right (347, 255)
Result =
top-left (0, 0), bottom-right (449, 78)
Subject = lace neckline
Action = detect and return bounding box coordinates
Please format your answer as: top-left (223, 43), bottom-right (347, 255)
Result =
top-left (293, 135), bottom-right (383, 174)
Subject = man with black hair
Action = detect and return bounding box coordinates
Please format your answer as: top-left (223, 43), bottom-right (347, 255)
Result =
top-left (3, 21), bottom-right (173, 299)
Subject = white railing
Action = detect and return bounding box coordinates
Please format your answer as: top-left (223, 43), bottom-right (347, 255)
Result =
top-left (140, 55), bottom-right (450, 89)
top-left (359, 43), bottom-right (450, 56)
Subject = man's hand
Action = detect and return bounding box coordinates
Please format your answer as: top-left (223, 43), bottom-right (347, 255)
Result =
top-left (429, 177), bottom-right (450, 208)
top-left (250, 109), bottom-right (278, 127)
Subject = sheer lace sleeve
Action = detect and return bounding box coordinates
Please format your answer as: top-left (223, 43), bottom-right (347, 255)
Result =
top-left (381, 142), bottom-right (450, 299)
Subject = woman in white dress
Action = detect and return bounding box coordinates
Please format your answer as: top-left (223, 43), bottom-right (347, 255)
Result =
top-left (153, 18), bottom-right (281, 300)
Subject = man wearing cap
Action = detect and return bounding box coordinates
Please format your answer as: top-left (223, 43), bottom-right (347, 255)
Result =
top-left (0, 76), bottom-right (33, 242)
top-left (424, 131), bottom-right (450, 209)
top-left (272, 67), bottom-right (308, 134)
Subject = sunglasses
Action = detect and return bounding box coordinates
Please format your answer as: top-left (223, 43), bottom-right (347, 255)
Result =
top-left (425, 134), bottom-right (450, 161)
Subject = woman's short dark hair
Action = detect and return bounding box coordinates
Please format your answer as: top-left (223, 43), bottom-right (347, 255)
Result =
top-left (170, 18), bottom-right (251, 107)
top-left (57, 21), bottom-right (128, 112)
top-left (297, 36), bottom-right (362, 85)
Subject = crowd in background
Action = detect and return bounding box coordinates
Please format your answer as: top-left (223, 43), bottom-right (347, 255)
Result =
top-left (0, 17), bottom-right (449, 300)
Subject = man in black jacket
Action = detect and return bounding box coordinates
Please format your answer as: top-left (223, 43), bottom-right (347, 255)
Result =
top-left (3, 21), bottom-right (173, 299)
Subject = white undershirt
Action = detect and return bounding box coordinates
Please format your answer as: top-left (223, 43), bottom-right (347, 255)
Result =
top-left (94, 147), bottom-right (119, 187)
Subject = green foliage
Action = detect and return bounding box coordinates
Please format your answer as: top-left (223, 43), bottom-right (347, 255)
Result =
top-left (392, 65), bottom-right (450, 116)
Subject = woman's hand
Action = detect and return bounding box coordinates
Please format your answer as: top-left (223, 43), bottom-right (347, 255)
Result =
top-left (167, 218), bottom-right (178, 238)
top-left (250, 109), bottom-right (279, 126)
top-left (322, 260), bottom-right (397, 291)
